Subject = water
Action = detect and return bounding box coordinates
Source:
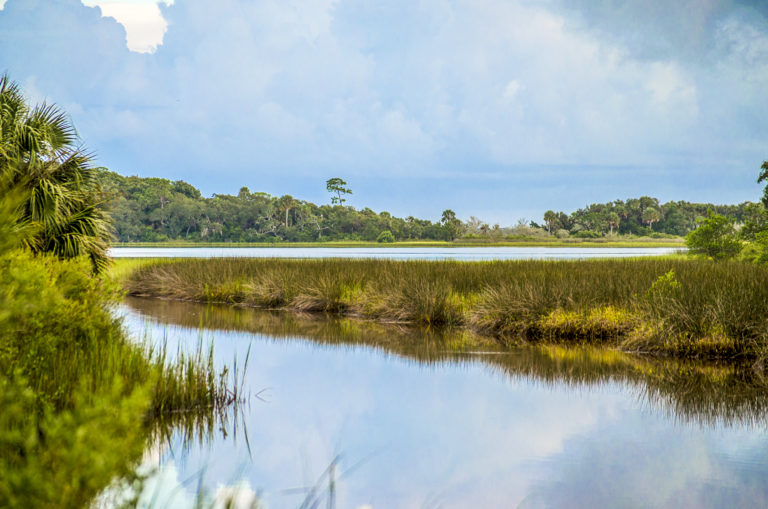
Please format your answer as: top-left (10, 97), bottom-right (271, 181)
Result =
top-left (109, 246), bottom-right (680, 260)
top-left (120, 298), bottom-right (768, 509)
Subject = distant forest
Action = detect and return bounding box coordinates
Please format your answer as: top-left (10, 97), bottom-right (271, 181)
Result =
top-left (97, 169), bottom-right (763, 242)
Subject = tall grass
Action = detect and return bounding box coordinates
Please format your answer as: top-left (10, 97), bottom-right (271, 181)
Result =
top-left (125, 257), bottom-right (768, 359)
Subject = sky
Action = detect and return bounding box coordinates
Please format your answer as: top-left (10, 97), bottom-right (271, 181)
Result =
top-left (2, 0), bottom-right (768, 223)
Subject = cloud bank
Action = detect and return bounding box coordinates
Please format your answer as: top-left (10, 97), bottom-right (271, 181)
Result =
top-left (2, 0), bottom-right (768, 221)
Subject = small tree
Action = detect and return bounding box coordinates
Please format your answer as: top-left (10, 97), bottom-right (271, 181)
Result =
top-left (685, 210), bottom-right (742, 260)
top-left (376, 230), bottom-right (395, 243)
top-left (440, 209), bottom-right (463, 241)
top-left (326, 178), bottom-right (352, 205)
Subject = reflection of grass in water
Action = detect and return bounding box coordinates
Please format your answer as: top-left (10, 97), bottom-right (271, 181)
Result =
top-left (127, 297), bottom-right (768, 427)
top-left (505, 345), bottom-right (768, 426)
top-left (125, 258), bottom-right (768, 359)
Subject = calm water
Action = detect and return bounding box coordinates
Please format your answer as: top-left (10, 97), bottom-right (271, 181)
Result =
top-left (120, 298), bottom-right (768, 509)
top-left (109, 246), bottom-right (680, 260)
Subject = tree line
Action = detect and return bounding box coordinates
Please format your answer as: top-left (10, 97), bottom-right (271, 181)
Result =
top-left (97, 168), bottom-right (764, 243)
top-left (97, 169), bottom-right (463, 242)
top-left (536, 197), bottom-right (762, 238)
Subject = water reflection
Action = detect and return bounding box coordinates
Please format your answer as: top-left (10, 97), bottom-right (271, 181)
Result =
top-left (122, 297), bottom-right (768, 509)
top-left (127, 297), bottom-right (768, 427)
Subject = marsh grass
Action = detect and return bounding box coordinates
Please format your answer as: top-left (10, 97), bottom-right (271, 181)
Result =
top-left (125, 257), bottom-right (768, 359)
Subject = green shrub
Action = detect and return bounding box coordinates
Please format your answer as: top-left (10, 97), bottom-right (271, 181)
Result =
top-left (685, 210), bottom-right (742, 260)
top-left (377, 230), bottom-right (395, 243)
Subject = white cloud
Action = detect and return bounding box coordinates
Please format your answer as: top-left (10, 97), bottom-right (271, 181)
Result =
top-left (3, 0), bottom-right (768, 218)
top-left (82, 0), bottom-right (168, 52)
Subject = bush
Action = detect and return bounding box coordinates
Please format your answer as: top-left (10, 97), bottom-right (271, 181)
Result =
top-left (377, 230), bottom-right (395, 243)
top-left (555, 229), bottom-right (570, 239)
top-left (574, 230), bottom-right (602, 239)
top-left (685, 211), bottom-right (742, 260)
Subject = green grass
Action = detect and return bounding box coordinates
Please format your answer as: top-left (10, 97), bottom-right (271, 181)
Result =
top-left (0, 250), bottom-right (238, 508)
top-left (113, 236), bottom-right (685, 249)
top-left (124, 257), bottom-right (768, 359)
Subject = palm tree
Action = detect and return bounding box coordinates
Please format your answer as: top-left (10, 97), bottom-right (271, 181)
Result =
top-left (543, 210), bottom-right (557, 235)
top-left (276, 195), bottom-right (298, 228)
top-left (0, 74), bottom-right (111, 272)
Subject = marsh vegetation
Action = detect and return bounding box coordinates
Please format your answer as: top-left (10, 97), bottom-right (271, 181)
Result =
top-left (125, 257), bottom-right (768, 359)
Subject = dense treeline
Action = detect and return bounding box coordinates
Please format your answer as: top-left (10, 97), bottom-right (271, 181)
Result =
top-left (98, 169), bottom-right (457, 242)
top-left (537, 197), bottom-right (763, 238)
top-left (98, 169), bottom-right (762, 243)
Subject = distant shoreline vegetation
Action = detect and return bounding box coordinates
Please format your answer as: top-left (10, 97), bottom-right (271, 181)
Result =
top-left (97, 168), bottom-right (760, 244)
top-left (112, 238), bottom-right (685, 248)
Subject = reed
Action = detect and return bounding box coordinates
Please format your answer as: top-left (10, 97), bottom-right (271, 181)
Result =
top-left (124, 257), bottom-right (768, 359)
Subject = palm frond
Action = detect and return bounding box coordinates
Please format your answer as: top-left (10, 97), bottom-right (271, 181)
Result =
top-left (0, 74), bottom-right (113, 273)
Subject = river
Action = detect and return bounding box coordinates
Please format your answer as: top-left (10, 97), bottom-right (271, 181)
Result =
top-left (110, 246), bottom-right (680, 261)
top-left (116, 297), bottom-right (768, 508)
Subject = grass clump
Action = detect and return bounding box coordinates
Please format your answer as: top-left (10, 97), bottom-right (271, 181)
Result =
top-left (125, 257), bottom-right (768, 360)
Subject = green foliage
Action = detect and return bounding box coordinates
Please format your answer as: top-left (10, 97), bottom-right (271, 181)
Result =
top-left (544, 195), bottom-right (759, 237)
top-left (737, 202), bottom-right (767, 240)
top-left (0, 74), bottom-right (112, 273)
top-left (741, 230), bottom-right (768, 265)
top-left (376, 230), bottom-right (395, 243)
top-left (646, 270), bottom-right (681, 298)
top-left (685, 210), bottom-right (743, 260)
top-left (326, 177), bottom-right (352, 205)
top-left (0, 191), bottom-right (232, 506)
top-left (0, 376), bottom-right (148, 509)
top-left (100, 169), bottom-right (458, 243)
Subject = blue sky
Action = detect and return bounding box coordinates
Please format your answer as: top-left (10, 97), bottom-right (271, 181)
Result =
top-left (2, 0), bottom-right (768, 223)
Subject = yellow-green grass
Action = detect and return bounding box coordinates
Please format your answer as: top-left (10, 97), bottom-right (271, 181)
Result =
top-left (124, 257), bottom-right (768, 360)
top-left (113, 236), bottom-right (685, 249)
